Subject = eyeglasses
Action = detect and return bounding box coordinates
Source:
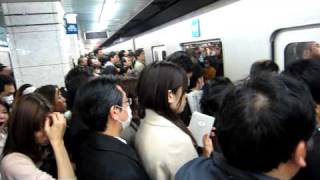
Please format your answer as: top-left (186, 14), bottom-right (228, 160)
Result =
top-left (114, 98), bottom-right (132, 110)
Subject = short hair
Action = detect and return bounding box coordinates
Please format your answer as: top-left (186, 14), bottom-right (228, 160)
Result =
top-left (200, 77), bottom-right (233, 117)
top-left (108, 51), bottom-right (117, 59)
top-left (189, 64), bottom-right (205, 89)
top-left (216, 74), bottom-right (315, 173)
top-left (64, 66), bottom-right (94, 110)
top-left (166, 51), bottom-right (193, 73)
top-left (77, 56), bottom-right (87, 65)
top-left (0, 75), bottom-right (15, 93)
top-left (250, 60), bottom-right (279, 77)
top-left (3, 94), bottom-right (52, 162)
top-left (72, 76), bottom-right (123, 132)
top-left (282, 59), bottom-right (320, 104)
top-left (134, 48), bottom-right (144, 58)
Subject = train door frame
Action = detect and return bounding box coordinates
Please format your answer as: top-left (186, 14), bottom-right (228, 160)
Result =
top-left (271, 23), bottom-right (320, 70)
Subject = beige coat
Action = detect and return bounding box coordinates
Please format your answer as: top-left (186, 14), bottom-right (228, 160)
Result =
top-left (135, 109), bottom-right (198, 180)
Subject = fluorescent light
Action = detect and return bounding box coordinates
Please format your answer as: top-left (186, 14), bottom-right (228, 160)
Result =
top-left (99, 0), bottom-right (121, 25)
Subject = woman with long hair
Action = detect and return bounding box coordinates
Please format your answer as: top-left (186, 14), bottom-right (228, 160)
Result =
top-left (135, 61), bottom-right (212, 180)
top-left (0, 94), bottom-right (75, 180)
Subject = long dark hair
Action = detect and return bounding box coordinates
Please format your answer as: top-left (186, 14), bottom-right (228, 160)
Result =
top-left (3, 94), bottom-right (52, 162)
top-left (137, 61), bottom-right (196, 143)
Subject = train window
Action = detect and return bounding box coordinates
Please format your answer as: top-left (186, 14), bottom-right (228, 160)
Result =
top-left (152, 45), bottom-right (167, 62)
top-left (162, 51), bottom-right (167, 61)
top-left (181, 39), bottom-right (224, 77)
top-left (284, 41), bottom-right (320, 67)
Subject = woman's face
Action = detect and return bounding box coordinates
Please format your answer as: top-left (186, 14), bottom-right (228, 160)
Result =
top-left (169, 87), bottom-right (187, 114)
top-left (0, 104), bottom-right (8, 126)
top-left (54, 88), bottom-right (66, 113)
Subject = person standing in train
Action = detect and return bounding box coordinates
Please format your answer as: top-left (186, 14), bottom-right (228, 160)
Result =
top-left (133, 49), bottom-right (145, 73)
top-left (283, 59), bottom-right (320, 180)
top-left (135, 61), bottom-right (213, 180)
top-left (73, 77), bottom-right (150, 180)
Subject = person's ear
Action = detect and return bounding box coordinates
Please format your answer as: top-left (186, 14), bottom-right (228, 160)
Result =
top-left (109, 106), bottom-right (121, 121)
top-left (168, 90), bottom-right (175, 104)
top-left (293, 141), bottom-right (307, 168)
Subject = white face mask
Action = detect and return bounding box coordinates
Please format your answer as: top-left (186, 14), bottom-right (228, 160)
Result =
top-left (1, 95), bottom-right (14, 105)
top-left (117, 105), bottom-right (132, 130)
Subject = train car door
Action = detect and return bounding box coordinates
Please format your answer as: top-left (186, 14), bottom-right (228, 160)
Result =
top-left (151, 45), bottom-right (167, 62)
top-left (273, 25), bottom-right (320, 70)
top-left (181, 39), bottom-right (224, 77)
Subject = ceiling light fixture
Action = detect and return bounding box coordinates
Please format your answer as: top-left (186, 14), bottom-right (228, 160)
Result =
top-left (98, 0), bottom-right (121, 26)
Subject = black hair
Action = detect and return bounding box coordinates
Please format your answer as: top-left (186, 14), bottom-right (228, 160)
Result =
top-left (166, 51), bottom-right (193, 73)
top-left (108, 51), bottom-right (117, 59)
top-left (282, 59), bottom-right (320, 104)
top-left (0, 64), bottom-right (7, 72)
top-left (250, 60), bottom-right (279, 77)
top-left (72, 76), bottom-right (123, 132)
top-left (64, 66), bottom-right (94, 110)
top-left (189, 64), bottom-right (205, 90)
top-left (0, 75), bottom-right (15, 93)
top-left (134, 49), bottom-right (144, 58)
top-left (200, 77), bottom-right (233, 117)
top-left (118, 50), bottom-right (126, 60)
top-left (138, 61), bottom-right (196, 143)
top-left (216, 74), bottom-right (315, 173)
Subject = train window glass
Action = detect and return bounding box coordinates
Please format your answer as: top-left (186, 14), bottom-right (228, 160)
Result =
top-left (152, 45), bottom-right (166, 62)
top-left (162, 51), bottom-right (167, 61)
top-left (284, 41), bottom-right (320, 67)
top-left (181, 39), bottom-right (224, 77)
top-left (154, 51), bottom-right (159, 61)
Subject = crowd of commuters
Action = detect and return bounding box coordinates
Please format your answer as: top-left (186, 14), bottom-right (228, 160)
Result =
top-left (0, 46), bottom-right (318, 180)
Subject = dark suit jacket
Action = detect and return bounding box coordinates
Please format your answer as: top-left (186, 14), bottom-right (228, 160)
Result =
top-left (175, 152), bottom-right (277, 180)
top-left (78, 132), bottom-right (150, 180)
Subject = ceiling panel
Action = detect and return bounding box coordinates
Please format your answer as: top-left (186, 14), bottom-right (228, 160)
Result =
top-left (63, 0), bottom-right (152, 34)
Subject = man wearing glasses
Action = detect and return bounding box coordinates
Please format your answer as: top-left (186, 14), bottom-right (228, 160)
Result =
top-left (72, 77), bottom-right (150, 180)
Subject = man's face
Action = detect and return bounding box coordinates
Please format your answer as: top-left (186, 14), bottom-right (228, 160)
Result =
top-left (309, 42), bottom-right (320, 59)
top-left (0, 84), bottom-right (15, 98)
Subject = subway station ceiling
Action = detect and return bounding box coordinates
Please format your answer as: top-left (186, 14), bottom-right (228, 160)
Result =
top-left (63, 0), bottom-right (152, 34)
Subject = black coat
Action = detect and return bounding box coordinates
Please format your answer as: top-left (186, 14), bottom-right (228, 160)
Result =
top-left (175, 152), bottom-right (277, 180)
top-left (77, 132), bottom-right (150, 180)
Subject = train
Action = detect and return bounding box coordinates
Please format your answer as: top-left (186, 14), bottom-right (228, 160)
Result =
top-left (101, 0), bottom-right (320, 81)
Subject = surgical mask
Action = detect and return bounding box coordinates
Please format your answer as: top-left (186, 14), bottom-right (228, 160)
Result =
top-left (1, 95), bottom-right (14, 105)
top-left (117, 105), bottom-right (132, 130)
